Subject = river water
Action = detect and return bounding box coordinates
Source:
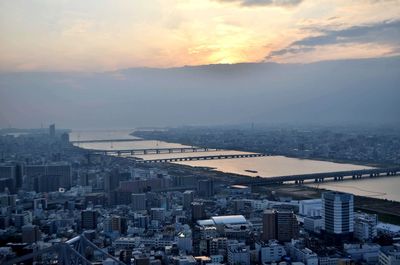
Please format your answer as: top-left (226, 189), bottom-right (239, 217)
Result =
top-left (70, 130), bottom-right (399, 201)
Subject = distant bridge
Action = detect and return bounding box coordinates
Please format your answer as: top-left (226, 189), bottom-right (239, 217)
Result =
top-left (2, 234), bottom-right (124, 265)
top-left (92, 147), bottom-right (221, 156)
top-left (236, 167), bottom-right (400, 185)
top-left (135, 153), bottom-right (266, 163)
top-left (71, 138), bottom-right (146, 144)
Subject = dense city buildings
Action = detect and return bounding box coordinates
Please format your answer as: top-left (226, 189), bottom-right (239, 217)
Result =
top-left (0, 127), bottom-right (399, 265)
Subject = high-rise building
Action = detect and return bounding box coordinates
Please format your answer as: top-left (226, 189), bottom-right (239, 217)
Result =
top-left (81, 210), bottom-right (98, 230)
top-left (262, 210), bottom-right (276, 241)
top-left (49, 124), bottom-right (55, 137)
top-left (34, 174), bottom-right (60, 193)
top-left (276, 210), bottom-right (299, 242)
top-left (0, 194), bottom-right (17, 207)
top-left (183, 190), bottom-right (195, 211)
top-left (191, 202), bottom-right (206, 222)
top-left (262, 209), bottom-right (299, 242)
top-left (131, 193), bottom-right (146, 211)
top-left (104, 215), bottom-right (127, 235)
top-left (104, 173), bottom-right (120, 192)
top-left (197, 179), bottom-right (214, 197)
top-left (13, 212), bottom-right (31, 230)
top-left (0, 165), bottom-right (16, 180)
top-left (322, 192), bottom-right (354, 239)
top-left (22, 224), bottom-right (41, 243)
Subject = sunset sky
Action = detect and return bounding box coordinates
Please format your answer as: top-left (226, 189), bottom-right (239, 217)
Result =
top-left (0, 0), bottom-right (399, 72)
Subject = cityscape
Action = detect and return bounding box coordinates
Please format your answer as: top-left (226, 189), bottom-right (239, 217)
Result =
top-left (1, 0), bottom-right (400, 265)
top-left (0, 126), bottom-right (399, 265)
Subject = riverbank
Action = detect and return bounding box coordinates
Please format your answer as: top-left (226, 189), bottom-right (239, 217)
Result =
top-left (147, 160), bottom-right (400, 224)
top-left (252, 184), bottom-right (400, 225)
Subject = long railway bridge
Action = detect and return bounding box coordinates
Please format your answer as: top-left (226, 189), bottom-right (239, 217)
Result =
top-left (92, 147), bottom-right (221, 156)
top-left (235, 167), bottom-right (400, 185)
top-left (135, 153), bottom-right (266, 163)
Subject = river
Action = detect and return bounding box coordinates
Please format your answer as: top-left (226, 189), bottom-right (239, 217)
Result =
top-left (70, 130), bottom-right (399, 201)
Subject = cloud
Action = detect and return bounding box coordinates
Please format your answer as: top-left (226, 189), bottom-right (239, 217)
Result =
top-left (215, 0), bottom-right (303, 7)
top-left (266, 20), bottom-right (400, 60)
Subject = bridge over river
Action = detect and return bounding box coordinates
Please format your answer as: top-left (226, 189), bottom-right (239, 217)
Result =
top-left (91, 147), bottom-right (222, 156)
top-left (134, 153), bottom-right (266, 163)
top-left (235, 167), bottom-right (400, 185)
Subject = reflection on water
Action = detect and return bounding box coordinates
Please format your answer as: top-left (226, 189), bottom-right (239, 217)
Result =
top-left (75, 140), bottom-right (189, 150)
top-left (307, 177), bottom-right (400, 201)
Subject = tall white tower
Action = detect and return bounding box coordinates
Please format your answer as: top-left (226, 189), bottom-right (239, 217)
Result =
top-left (322, 191), bottom-right (354, 236)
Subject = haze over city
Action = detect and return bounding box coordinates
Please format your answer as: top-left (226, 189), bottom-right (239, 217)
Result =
top-left (1, 0), bottom-right (400, 129)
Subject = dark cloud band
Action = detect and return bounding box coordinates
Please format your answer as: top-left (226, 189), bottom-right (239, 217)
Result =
top-left (266, 20), bottom-right (400, 60)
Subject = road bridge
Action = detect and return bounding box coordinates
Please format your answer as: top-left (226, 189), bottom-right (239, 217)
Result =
top-left (235, 167), bottom-right (400, 185)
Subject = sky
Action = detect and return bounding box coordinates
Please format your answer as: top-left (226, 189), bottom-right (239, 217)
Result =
top-left (0, 0), bottom-right (399, 72)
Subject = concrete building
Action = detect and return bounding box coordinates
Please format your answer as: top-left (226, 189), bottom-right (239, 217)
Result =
top-left (176, 230), bottom-right (193, 254)
top-left (354, 212), bottom-right (378, 242)
top-left (276, 210), bottom-right (299, 242)
top-left (255, 240), bottom-right (286, 264)
top-left (150, 208), bottom-right (166, 222)
top-left (22, 224), bottom-right (41, 243)
top-left (227, 243), bottom-right (250, 265)
top-left (191, 202), bottom-right (206, 222)
top-left (183, 190), bottom-right (195, 211)
top-left (104, 216), bottom-right (127, 235)
top-left (344, 243), bottom-right (380, 264)
top-left (197, 179), bottom-right (214, 197)
top-left (81, 209), bottom-right (97, 230)
top-left (288, 241), bottom-right (318, 265)
top-left (299, 199), bottom-right (322, 217)
top-left (379, 245), bottom-right (400, 265)
top-left (262, 209), bottom-right (276, 241)
top-left (262, 209), bottom-right (299, 242)
top-left (24, 163), bottom-right (72, 190)
top-left (172, 255), bottom-right (197, 265)
top-left (304, 216), bottom-right (323, 234)
top-left (131, 193), bottom-right (147, 211)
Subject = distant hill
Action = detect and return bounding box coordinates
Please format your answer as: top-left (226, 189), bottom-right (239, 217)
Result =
top-left (0, 56), bottom-right (399, 128)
